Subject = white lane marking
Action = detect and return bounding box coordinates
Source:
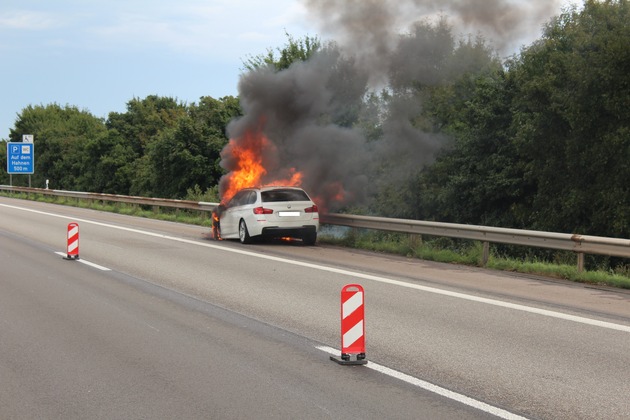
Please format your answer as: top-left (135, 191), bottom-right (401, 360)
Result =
top-left (54, 252), bottom-right (111, 271)
top-left (4, 202), bottom-right (630, 333)
top-left (317, 345), bottom-right (529, 420)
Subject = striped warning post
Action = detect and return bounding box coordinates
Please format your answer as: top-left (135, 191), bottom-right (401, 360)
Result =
top-left (330, 284), bottom-right (367, 365)
top-left (65, 222), bottom-right (80, 260)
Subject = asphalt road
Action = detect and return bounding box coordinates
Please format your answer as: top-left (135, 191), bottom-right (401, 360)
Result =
top-left (1, 196), bottom-right (629, 419)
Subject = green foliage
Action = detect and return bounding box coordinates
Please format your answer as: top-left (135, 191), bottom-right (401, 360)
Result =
top-left (241, 32), bottom-right (321, 72)
top-left (106, 95), bottom-right (187, 155)
top-left (409, 0), bottom-right (630, 242)
top-left (412, 70), bottom-right (525, 226)
top-left (80, 129), bottom-right (136, 193)
top-left (5, 94), bottom-right (240, 198)
top-left (142, 95), bottom-right (241, 198)
top-left (507, 0), bottom-right (630, 238)
top-left (370, 21), bottom-right (502, 220)
top-left (146, 117), bottom-right (212, 198)
top-left (185, 184), bottom-right (220, 202)
top-left (7, 104), bottom-right (107, 190)
top-left (317, 228), bottom-right (630, 288)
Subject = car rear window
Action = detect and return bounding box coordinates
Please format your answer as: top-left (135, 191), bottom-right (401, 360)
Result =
top-left (261, 189), bottom-right (310, 203)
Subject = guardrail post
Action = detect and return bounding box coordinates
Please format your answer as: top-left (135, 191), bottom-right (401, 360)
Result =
top-left (577, 253), bottom-right (585, 273)
top-left (482, 241), bottom-right (490, 266)
top-left (409, 233), bottom-right (421, 249)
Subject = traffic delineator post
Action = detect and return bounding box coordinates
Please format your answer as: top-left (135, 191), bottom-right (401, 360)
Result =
top-left (64, 222), bottom-right (80, 260)
top-left (330, 284), bottom-right (367, 365)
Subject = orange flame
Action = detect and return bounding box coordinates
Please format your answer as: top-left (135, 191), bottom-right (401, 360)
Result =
top-left (221, 124), bottom-right (304, 203)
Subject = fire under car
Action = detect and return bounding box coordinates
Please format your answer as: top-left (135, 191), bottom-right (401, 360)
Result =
top-left (212, 186), bottom-right (319, 245)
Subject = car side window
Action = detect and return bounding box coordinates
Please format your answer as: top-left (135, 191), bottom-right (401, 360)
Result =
top-left (246, 191), bottom-right (257, 205)
top-left (228, 191), bottom-right (246, 208)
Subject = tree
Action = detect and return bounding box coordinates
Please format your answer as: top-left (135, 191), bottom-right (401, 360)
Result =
top-left (508, 0), bottom-right (630, 237)
top-left (413, 71), bottom-right (522, 226)
top-left (188, 95), bottom-right (242, 186)
top-left (9, 104), bottom-right (106, 190)
top-left (106, 95), bottom-right (187, 156)
top-left (143, 95), bottom-right (241, 198)
top-left (106, 95), bottom-right (189, 196)
top-left (80, 129), bottom-right (136, 194)
top-left (371, 21), bottom-right (502, 219)
top-left (241, 32), bottom-right (321, 72)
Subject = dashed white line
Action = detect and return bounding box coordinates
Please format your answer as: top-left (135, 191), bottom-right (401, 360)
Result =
top-left (54, 251), bottom-right (111, 271)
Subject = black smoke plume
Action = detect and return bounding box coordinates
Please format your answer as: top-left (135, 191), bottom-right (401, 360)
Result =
top-left (220, 0), bottom-right (563, 212)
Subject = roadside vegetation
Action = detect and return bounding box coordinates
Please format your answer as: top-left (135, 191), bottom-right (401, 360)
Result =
top-left (318, 228), bottom-right (630, 289)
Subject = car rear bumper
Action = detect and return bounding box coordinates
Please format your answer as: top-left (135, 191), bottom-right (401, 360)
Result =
top-left (261, 225), bottom-right (317, 239)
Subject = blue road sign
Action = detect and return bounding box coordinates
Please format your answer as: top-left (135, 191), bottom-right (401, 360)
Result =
top-left (7, 142), bottom-right (34, 174)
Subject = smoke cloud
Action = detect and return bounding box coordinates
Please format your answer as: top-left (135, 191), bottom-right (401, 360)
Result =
top-left (220, 0), bottom-right (564, 212)
top-left (306, 0), bottom-right (564, 78)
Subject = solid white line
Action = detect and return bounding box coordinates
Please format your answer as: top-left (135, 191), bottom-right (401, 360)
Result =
top-left (54, 252), bottom-right (111, 271)
top-left (316, 345), bottom-right (529, 420)
top-left (3, 202), bottom-right (630, 333)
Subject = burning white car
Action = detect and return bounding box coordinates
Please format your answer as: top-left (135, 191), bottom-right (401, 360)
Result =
top-left (212, 186), bottom-right (319, 245)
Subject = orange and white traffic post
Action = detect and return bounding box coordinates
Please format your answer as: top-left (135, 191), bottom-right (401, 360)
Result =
top-left (330, 284), bottom-right (367, 365)
top-left (64, 222), bottom-right (80, 260)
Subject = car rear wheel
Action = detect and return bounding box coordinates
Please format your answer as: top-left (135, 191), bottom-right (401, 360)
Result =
top-left (239, 219), bottom-right (252, 244)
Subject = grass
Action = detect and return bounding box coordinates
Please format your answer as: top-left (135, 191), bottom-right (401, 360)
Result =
top-left (318, 228), bottom-right (630, 290)
top-left (4, 191), bottom-right (630, 289)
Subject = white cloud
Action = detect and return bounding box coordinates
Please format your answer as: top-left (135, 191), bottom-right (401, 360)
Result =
top-left (0, 10), bottom-right (64, 30)
top-left (64, 0), bottom-right (311, 58)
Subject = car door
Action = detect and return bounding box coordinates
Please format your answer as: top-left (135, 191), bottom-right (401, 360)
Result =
top-left (220, 191), bottom-right (248, 237)
top-left (229, 190), bottom-right (257, 235)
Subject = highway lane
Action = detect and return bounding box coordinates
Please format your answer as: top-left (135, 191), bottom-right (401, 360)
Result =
top-left (1, 196), bottom-right (630, 419)
top-left (0, 226), bottom-right (493, 419)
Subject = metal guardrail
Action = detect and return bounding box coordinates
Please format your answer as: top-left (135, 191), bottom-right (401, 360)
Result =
top-left (320, 213), bottom-right (630, 271)
top-left (0, 185), bottom-right (218, 212)
top-left (2, 185), bottom-right (629, 271)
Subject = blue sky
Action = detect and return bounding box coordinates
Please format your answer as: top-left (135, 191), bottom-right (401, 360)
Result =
top-left (1, 0), bottom-right (577, 141)
top-left (0, 0), bottom-right (313, 140)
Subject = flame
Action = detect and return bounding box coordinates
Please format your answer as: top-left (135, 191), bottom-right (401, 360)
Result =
top-left (220, 122), bottom-right (304, 203)
top-left (328, 181), bottom-right (346, 202)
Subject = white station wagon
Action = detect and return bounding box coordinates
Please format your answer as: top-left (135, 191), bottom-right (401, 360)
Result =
top-left (213, 186), bottom-right (319, 245)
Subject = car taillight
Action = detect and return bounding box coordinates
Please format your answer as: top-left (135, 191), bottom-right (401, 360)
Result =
top-left (253, 206), bottom-right (273, 215)
top-left (304, 205), bottom-right (318, 213)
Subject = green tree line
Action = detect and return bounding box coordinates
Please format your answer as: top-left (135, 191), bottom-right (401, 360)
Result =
top-left (1, 95), bottom-right (241, 200)
top-left (1, 0), bottom-right (628, 242)
top-left (383, 0), bottom-right (629, 240)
